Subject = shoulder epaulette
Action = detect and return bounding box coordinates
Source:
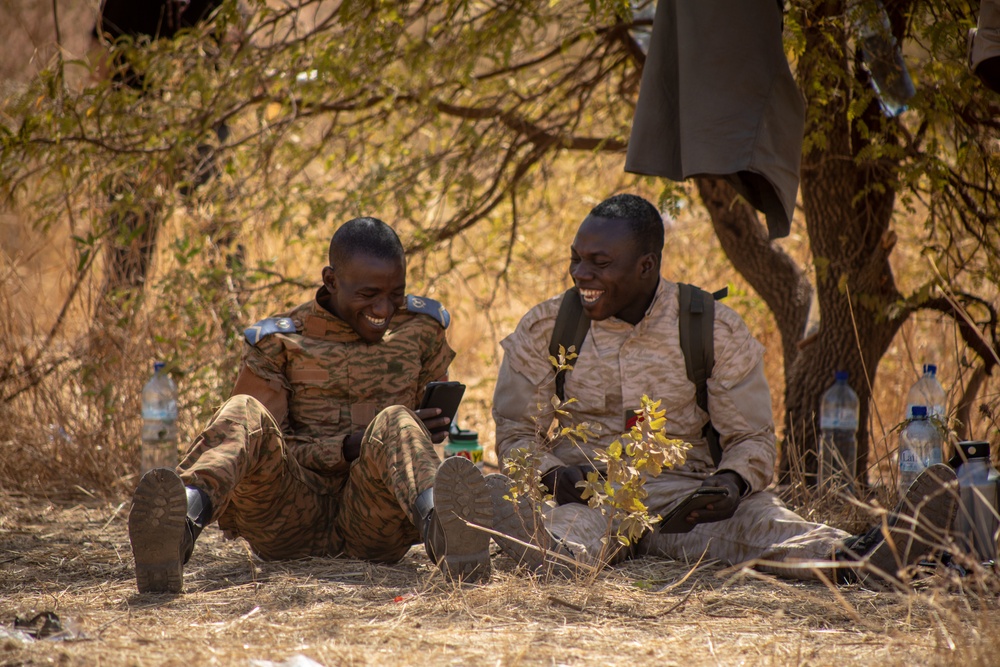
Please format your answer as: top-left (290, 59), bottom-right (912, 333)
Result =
top-left (243, 317), bottom-right (299, 346)
top-left (405, 295), bottom-right (450, 329)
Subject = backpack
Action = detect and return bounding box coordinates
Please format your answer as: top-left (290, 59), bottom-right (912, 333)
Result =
top-left (548, 283), bottom-right (728, 467)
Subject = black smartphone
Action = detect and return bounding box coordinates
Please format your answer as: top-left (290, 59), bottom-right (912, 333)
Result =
top-left (657, 487), bottom-right (728, 534)
top-left (418, 381), bottom-right (466, 432)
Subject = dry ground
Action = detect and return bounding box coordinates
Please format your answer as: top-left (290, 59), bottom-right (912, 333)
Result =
top-left (2, 491), bottom-right (998, 667)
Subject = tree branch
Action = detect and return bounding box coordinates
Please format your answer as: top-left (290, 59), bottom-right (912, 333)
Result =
top-left (694, 177), bottom-right (811, 371)
top-left (921, 294), bottom-right (999, 373)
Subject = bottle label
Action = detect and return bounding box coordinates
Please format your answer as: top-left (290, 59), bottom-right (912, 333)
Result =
top-left (444, 443), bottom-right (483, 465)
top-left (899, 448), bottom-right (921, 472)
top-left (142, 419), bottom-right (178, 443)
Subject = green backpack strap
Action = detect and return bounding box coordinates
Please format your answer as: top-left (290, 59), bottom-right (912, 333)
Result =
top-left (678, 283), bottom-right (728, 468)
top-left (549, 287), bottom-right (591, 402)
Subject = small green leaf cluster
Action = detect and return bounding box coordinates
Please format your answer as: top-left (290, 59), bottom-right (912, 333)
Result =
top-left (506, 345), bottom-right (691, 559)
top-left (506, 344), bottom-right (599, 506)
top-left (582, 396), bottom-right (691, 547)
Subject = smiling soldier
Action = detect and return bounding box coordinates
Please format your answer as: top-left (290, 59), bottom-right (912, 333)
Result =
top-left (128, 217), bottom-right (492, 594)
top-left (488, 193), bottom-right (957, 585)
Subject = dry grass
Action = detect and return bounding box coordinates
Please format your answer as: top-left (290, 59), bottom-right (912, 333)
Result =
top-left (2, 491), bottom-right (999, 667)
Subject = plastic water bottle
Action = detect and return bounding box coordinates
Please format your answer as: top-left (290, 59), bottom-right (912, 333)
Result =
top-left (819, 371), bottom-right (859, 492)
top-left (141, 361), bottom-right (178, 475)
top-left (953, 441), bottom-right (1000, 564)
top-left (897, 406), bottom-right (943, 493)
top-left (905, 364), bottom-right (947, 420)
top-left (854, 0), bottom-right (915, 116)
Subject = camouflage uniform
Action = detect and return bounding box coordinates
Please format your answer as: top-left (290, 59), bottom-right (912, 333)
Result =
top-left (494, 279), bottom-right (848, 577)
top-left (178, 286), bottom-right (454, 562)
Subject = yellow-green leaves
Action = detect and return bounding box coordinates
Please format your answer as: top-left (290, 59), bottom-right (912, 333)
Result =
top-left (589, 395), bottom-right (692, 548)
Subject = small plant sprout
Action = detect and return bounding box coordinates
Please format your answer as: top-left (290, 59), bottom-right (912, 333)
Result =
top-left (582, 395), bottom-right (691, 547)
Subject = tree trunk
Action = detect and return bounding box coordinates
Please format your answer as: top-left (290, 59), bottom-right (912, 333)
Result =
top-left (695, 177), bottom-right (812, 375)
top-left (694, 2), bottom-right (911, 487)
top-left (779, 0), bottom-right (907, 485)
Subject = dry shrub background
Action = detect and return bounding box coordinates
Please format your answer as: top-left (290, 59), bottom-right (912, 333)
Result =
top-left (3, 157), bottom-right (993, 497)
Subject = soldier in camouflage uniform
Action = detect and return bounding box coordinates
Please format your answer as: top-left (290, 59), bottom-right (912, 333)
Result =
top-left (489, 194), bottom-right (957, 585)
top-left (128, 217), bottom-right (493, 593)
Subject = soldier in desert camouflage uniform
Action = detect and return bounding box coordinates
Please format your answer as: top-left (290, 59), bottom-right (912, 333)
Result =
top-left (128, 217), bottom-right (493, 593)
top-left (488, 194), bottom-right (957, 585)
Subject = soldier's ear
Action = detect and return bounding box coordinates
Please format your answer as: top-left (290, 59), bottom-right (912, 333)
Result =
top-left (321, 266), bottom-right (337, 293)
top-left (638, 252), bottom-right (658, 277)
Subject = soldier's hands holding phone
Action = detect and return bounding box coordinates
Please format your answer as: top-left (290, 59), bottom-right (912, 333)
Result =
top-left (686, 471), bottom-right (746, 523)
top-left (342, 407), bottom-right (449, 458)
top-left (341, 381), bottom-right (467, 458)
top-left (414, 407), bottom-right (451, 443)
top-left (418, 381), bottom-right (466, 443)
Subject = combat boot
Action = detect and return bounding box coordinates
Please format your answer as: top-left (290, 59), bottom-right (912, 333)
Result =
top-left (416, 456), bottom-right (492, 583)
top-left (485, 473), bottom-right (575, 575)
top-left (128, 467), bottom-right (213, 594)
top-left (837, 463), bottom-right (958, 585)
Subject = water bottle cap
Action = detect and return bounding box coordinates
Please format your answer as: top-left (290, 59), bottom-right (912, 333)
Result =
top-left (153, 361), bottom-right (166, 373)
top-left (958, 440), bottom-right (990, 460)
top-left (923, 363), bottom-right (937, 375)
top-left (834, 370), bottom-right (849, 382)
top-left (449, 429), bottom-right (479, 442)
top-left (910, 405), bottom-right (927, 417)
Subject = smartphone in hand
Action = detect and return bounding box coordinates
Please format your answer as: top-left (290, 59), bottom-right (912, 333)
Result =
top-left (657, 487), bottom-right (728, 534)
top-left (418, 381), bottom-right (466, 433)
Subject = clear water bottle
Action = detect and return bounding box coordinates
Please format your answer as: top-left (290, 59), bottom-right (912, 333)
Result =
top-left (897, 406), bottom-right (944, 493)
top-left (953, 441), bottom-right (1000, 564)
top-left (141, 361), bottom-right (178, 475)
top-left (819, 371), bottom-right (859, 492)
top-left (854, 0), bottom-right (915, 116)
top-left (905, 363), bottom-right (947, 420)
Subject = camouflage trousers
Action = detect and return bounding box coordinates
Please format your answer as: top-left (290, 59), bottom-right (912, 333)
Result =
top-left (177, 395), bottom-right (440, 562)
top-left (545, 471), bottom-right (850, 580)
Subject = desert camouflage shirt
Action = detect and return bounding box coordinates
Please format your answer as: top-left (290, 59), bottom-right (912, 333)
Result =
top-left (493, 278), bottom-right (776, 493)
top-left (234, 286), bottom-right (455, 477)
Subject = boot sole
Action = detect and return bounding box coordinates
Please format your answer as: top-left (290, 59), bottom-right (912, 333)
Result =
top-left (129, 468), bottom-right (187, 594)
top-left (432, 457), bottom-right (492, 583)
top-left (864, 463), bottom-right (958, 583)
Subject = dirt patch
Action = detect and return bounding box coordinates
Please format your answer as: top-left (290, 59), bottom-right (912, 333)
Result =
top-left (1, 491), bottom-right (996, 666)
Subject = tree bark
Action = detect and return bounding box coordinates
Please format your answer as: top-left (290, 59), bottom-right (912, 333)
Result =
top-left (777, 0), bottom-right (908, 484)
top-left (690, 1), bottom-right (911, 486)
top-left (695, 178), bottom-right (812, 375)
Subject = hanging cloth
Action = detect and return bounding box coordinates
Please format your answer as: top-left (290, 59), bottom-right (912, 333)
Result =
top-left (625, 0), bottom-right (803, 240)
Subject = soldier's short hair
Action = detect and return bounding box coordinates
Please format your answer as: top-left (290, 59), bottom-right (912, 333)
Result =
top-left (329, 217), bottom-right (405, 267)
top-left (589, 194), bottom-right (664, 258)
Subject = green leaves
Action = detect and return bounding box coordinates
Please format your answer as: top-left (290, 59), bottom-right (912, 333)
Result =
top-left (589, 395), bottom-right (691, 547)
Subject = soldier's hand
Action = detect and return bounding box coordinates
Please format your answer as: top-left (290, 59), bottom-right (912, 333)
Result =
top-left (342, 431), bottom-right (365, 461)
top-left (342, 431), bottom-right (363, 462)
top-left (687, 471), bottom-right (746, 524)
top-left (414, 407), bottom-right (450, 444)
top-left (541, 465), bottom-right (589, 505)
